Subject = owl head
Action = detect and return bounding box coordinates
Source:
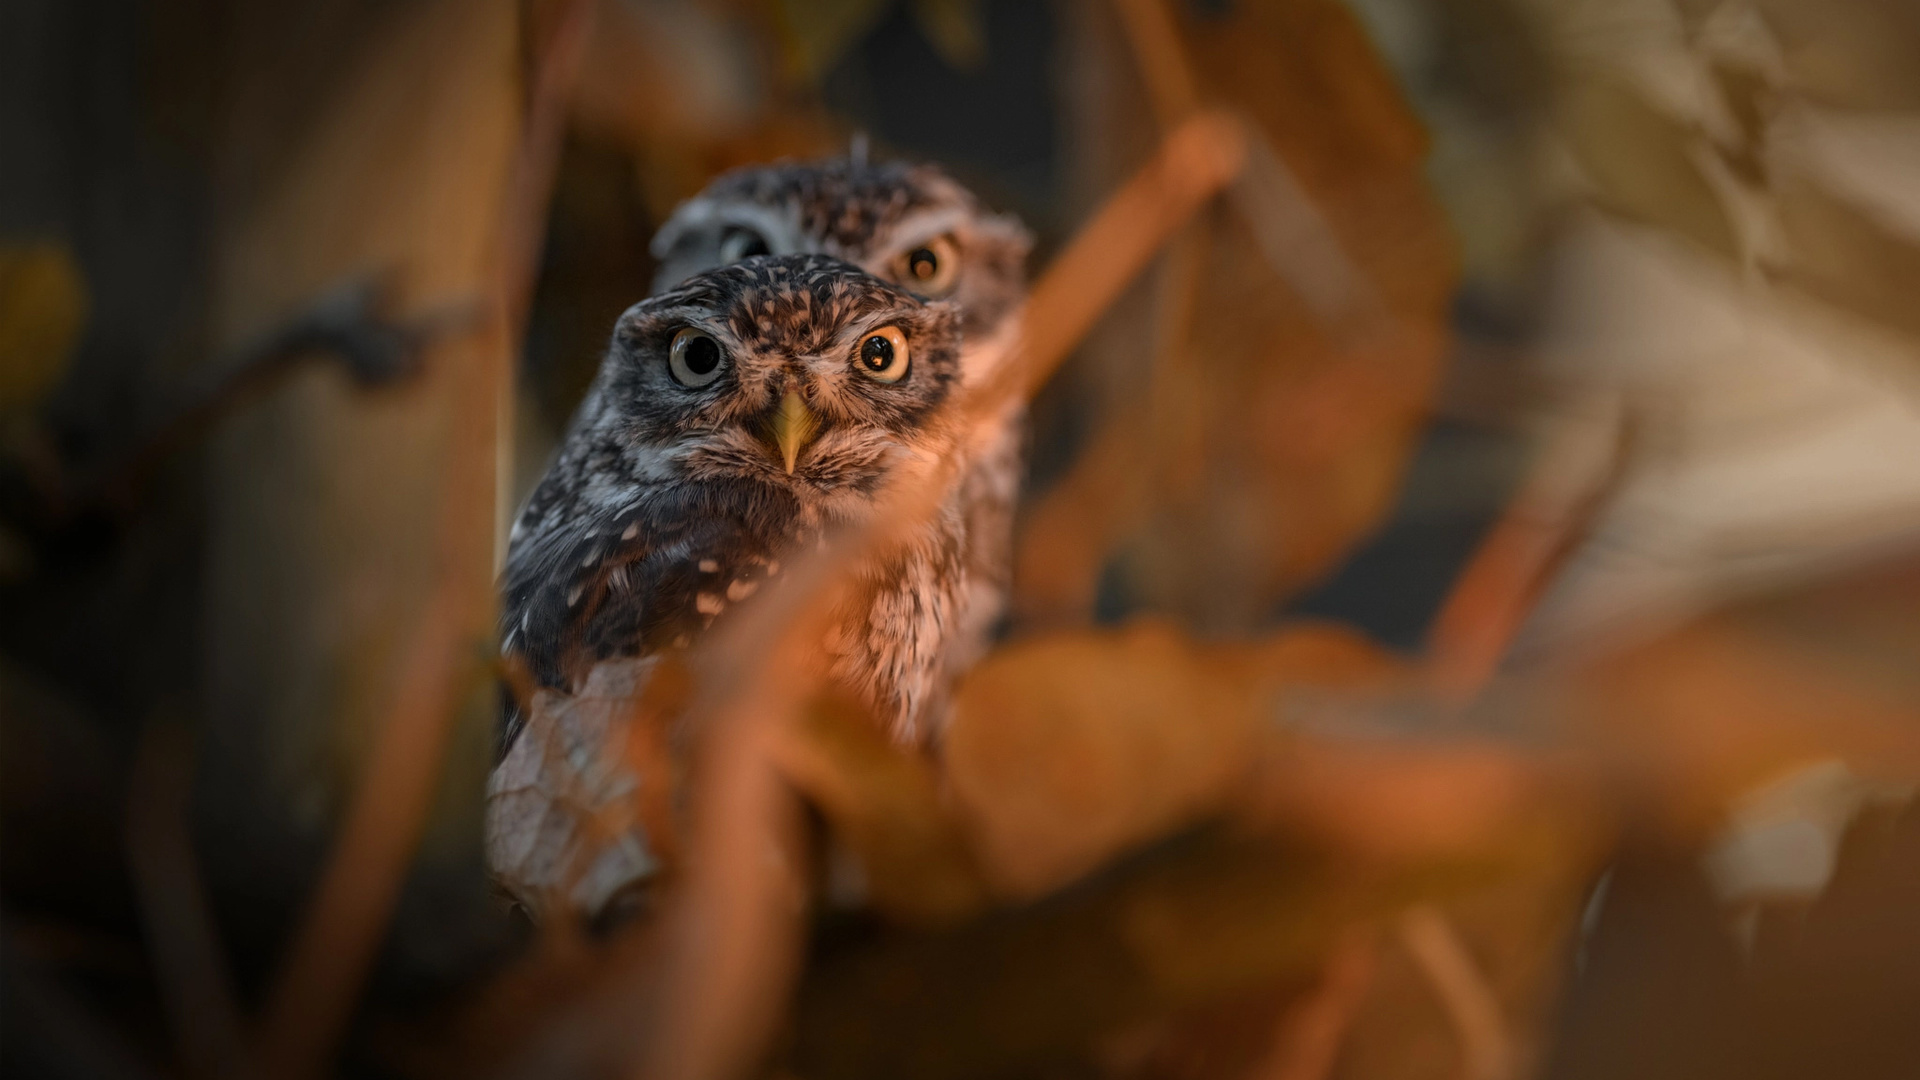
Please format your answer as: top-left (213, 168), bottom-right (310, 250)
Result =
top-left (593, 252), bottom-right (962, 490)
top-left (649, 156), bottom-right (1031, 353)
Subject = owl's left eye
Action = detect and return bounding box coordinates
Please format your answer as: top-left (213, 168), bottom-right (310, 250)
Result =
top-left (856, 326), bottom-right (910, 383)
top-left (669, 328), bottom-right (727, 387)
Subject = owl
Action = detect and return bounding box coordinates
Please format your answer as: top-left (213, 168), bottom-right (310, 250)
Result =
top-left (500, 254), bottom-right (977, 745)
top-left (649, 155), bottom-right (1031, 358)
top-left (646, 154), bottom-right (1033, 720)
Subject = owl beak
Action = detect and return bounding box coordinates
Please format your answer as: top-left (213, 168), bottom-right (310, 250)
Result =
top-left (770, 391), bottom-right (819, 475)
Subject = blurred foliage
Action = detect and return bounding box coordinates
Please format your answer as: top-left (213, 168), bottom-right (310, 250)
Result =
top-left (0, 243), bottom-right (86, 416)
top-left (775, 0), bottom-right (989, 80)
top-left (1556, 75), bottom-right (1740, 261)
top-left (1022, 0), bottom-right (1457, 634)
top-left (1737, 0), bottom-right (1920, 110)
top-left (12, 2), bottom-right (1920, 1080)
top-left (943, 621), bottom-right (1405, 900)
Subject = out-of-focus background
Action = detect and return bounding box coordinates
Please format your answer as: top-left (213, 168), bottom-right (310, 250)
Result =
top-left (8, 1), bottom-right (1920, 1078)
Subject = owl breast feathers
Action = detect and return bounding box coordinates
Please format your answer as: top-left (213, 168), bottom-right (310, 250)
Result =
top-left (501, 253), bottom-right (992, 743)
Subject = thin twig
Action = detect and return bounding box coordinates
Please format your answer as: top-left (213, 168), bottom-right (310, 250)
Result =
top-left (1424, 400), bottom-right (1632, 702)
top-left (126, 722), bottom-right (250, 1080)
top-left (1109, 0), bottom-right (1387, 345)
top-left (1, 918), bottom-right (170, 1080)
top-left (1249, 932), bottom-right (1378, 1080)
top-left (621, 109), bottom-right (1251, 1080)
top-left (91, 280), bottom-right (482, 515)
top-left (1109, 0), bottom-right (1200, 127)
top-left (1398, 905), bottom-right (1516, 1080)
top-left (1230, 131), bottom-right (1389, 340)
top-left (1009, 219), bottom-right (1207, 628)
top-left (1018, 0), bottom-right (1396, 627)
top-left (1011, 415), bottom-right (1141, 626)
top-left (1007, 0), bottom-right (1209, 627)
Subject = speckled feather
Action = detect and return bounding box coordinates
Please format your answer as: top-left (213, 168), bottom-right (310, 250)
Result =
top-left (502, 255), bottom-right (976, 743)
top-left (647, 155), bottom-right (1035, 728)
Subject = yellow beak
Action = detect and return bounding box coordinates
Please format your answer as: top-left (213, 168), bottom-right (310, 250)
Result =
top-left (770, 391), bottom-right (819, 475)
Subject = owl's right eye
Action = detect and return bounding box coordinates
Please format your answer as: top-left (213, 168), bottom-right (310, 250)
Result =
top-left (668, 328), bottom-right (727, 387)
top-left (718, 227), bottom-right (770, 263)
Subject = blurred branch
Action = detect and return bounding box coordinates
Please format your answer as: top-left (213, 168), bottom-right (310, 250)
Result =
top-left (1009, 0), bottom-right (1212, 626)
top-left (1013, 216), bottom-right (1207, 629)
top-left (789, 822), bottom-right (1521, 1080)
top-left (3, 276), bottom-right (478, 547)
top-left (1230, 130), bottom-right (1389, 339)
top-left (1115, 0), bottom-right (1385, 335)
top-left (1019, 0), bottom-right (1425, 629)
top-left (250, 2), bottom-right (595, 1077)
top-left (499, 0), bottom-right (597, 342)
top-left (126, 724), bottom-right (249, 1080)
top-left (1, 918), bottom-right (167, 1080)
top-left (790, 828), bottom-right (1346, 1080)
top-left (1250, 932), bottom-right (1377, 1080)
top-left (520, 108), bottom-right (1253, 1080)
top-left (88, 278), bottom-right (478, 512)
top-left (997, 110), bottom-right (1248, 407)
top-left (1398, 904), bottom-right (1516, 1080)
top-left (1424, 402), bottom-right (1631, 702)
top-left (1110, 0), bottom-right (1199, 127)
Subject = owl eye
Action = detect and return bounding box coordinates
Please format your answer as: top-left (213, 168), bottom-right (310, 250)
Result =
top-left (718, 227), bottom-right (770, 263)
top-left (856, 326), bottom-right (910, 383)
top-left (895, 235), bottom-right (959, 296)
top-left (669, 328), bottom-right (727, 387)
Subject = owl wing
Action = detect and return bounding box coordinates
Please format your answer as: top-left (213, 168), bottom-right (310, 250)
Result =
top-left (499, 476), bottom-right (805, 748)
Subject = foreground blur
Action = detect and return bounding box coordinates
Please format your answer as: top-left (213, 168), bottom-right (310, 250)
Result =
top-left (5, 2), bottom-right (1920, 1079)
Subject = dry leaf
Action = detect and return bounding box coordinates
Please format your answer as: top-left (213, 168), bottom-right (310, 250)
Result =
top-left (0, 241), bottom-right (87, 414)
top-left (944, 620), bottom-right (1404, 899)
top-left (1563, 553), bottom-right (1920, 838)
top-left (1751, 0), bottom-right (1920, 110)
top-left (773, 693), bottom-right (989, 925)
top-left (774, 0), bottom-right (895, 83)
top-left (793, 827), bottom-right (1392, 1080)
top-left (910, 0), bottom-right (987, 70)
top-left (1769, 171), bottom-right (1920, 343)
top-left (1556, 75), bottom-right (1741, 262)
top-left (486, 656), bottom-right (684, 922)
top-left (1029, 0), bottom-right (1455, 630)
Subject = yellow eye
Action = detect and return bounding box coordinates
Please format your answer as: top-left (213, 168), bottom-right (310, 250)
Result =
top-left (856, 325), bottom-right (910, 383)
top-left (895, 235), bottom-right (959, 296)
